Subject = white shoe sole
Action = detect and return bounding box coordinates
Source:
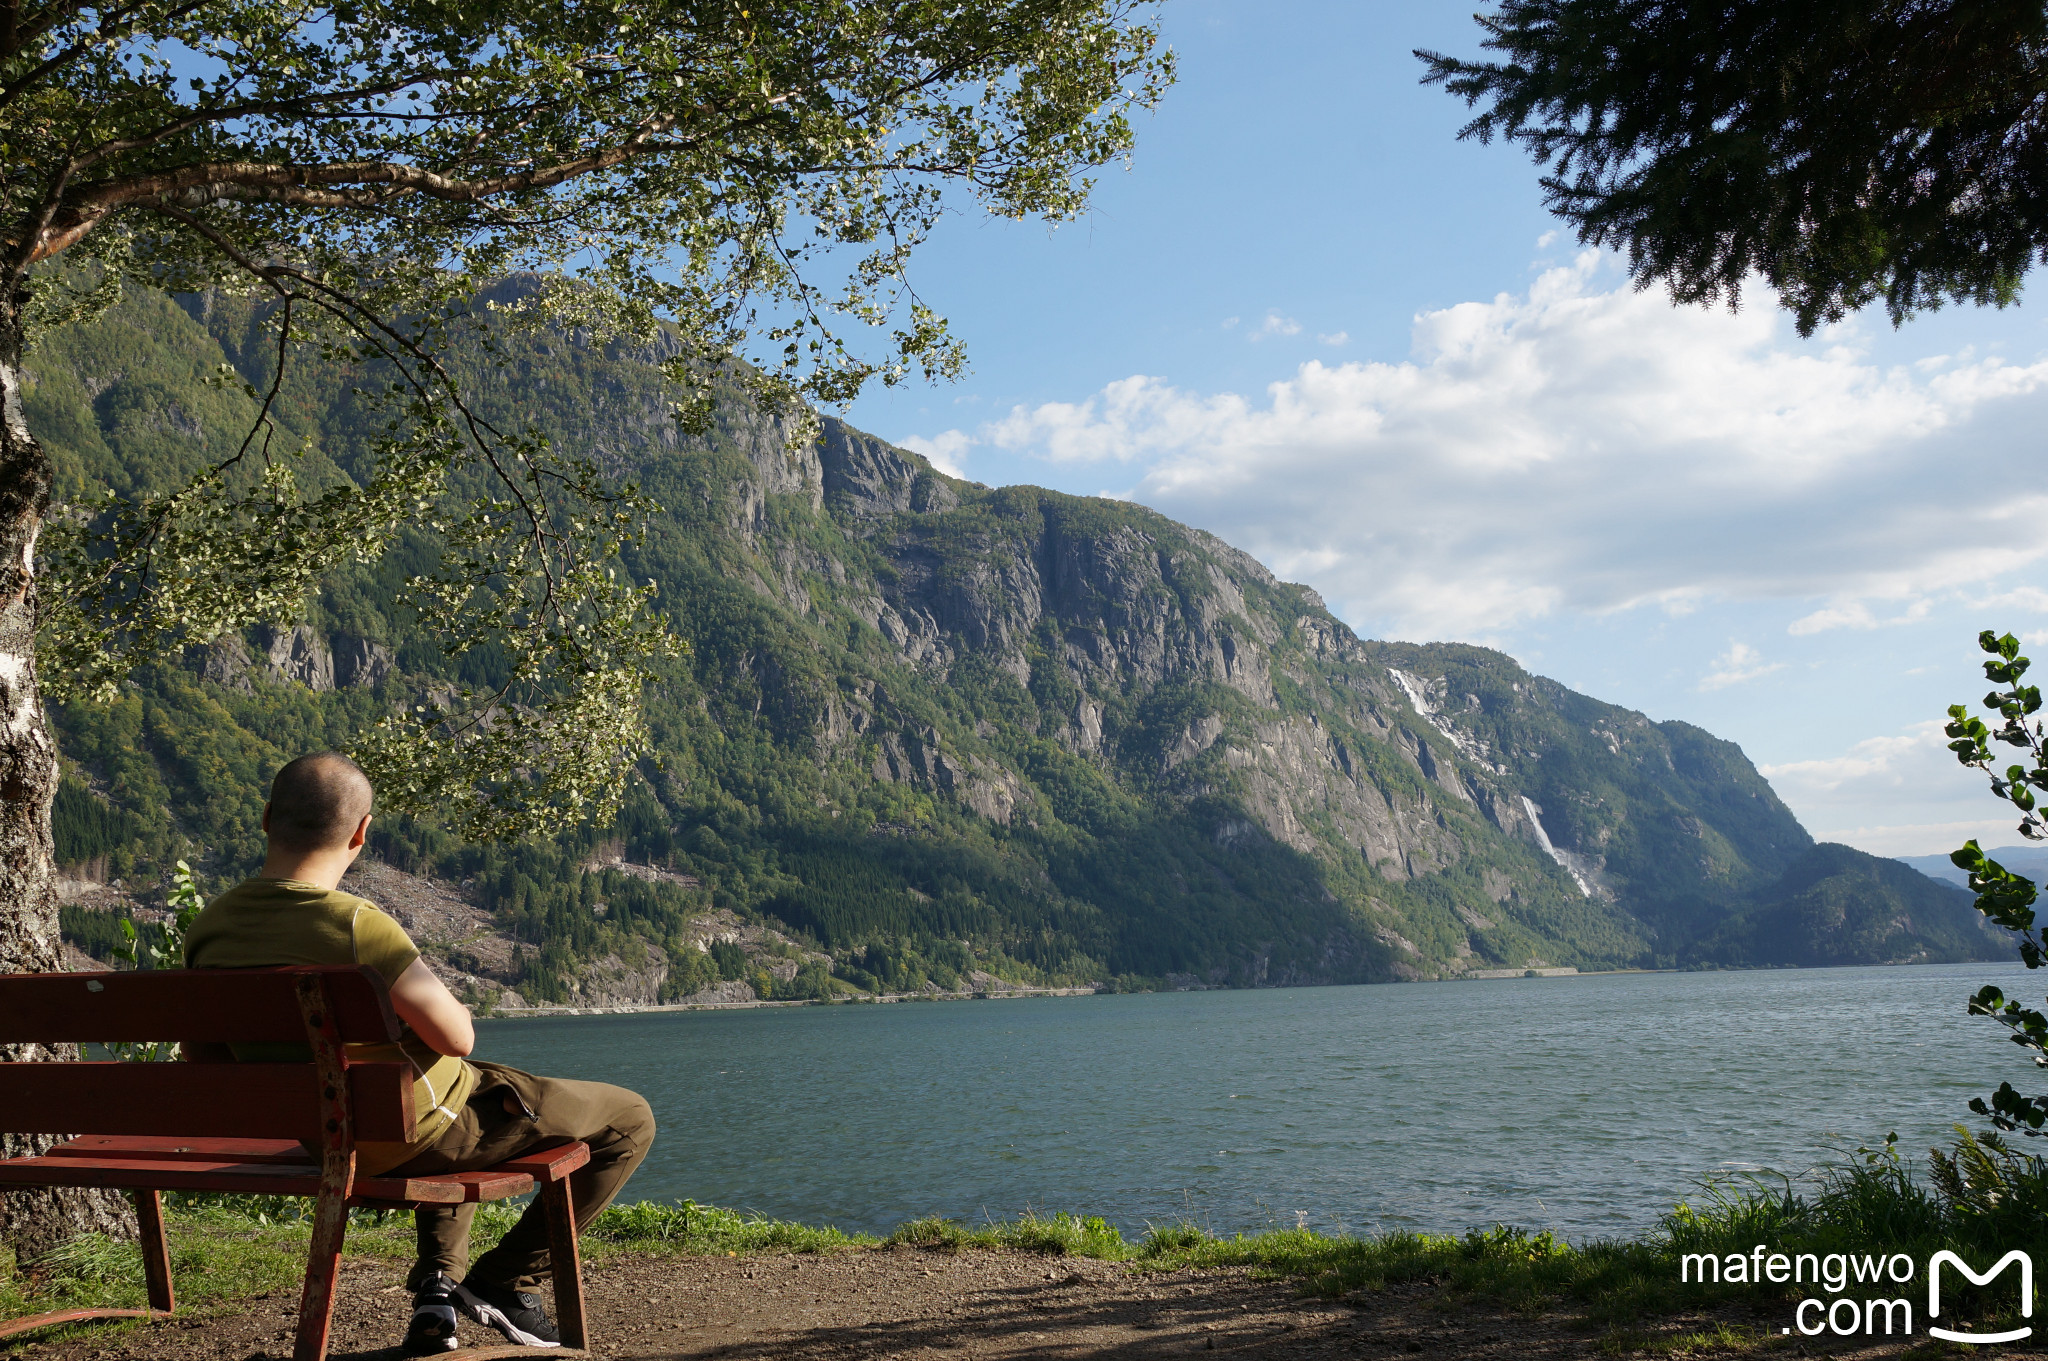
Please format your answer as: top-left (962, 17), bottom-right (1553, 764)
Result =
top-left (454, 1282), bottom-right (562, 1348)
top-left (403, 1301), bottom-right (460, 1354)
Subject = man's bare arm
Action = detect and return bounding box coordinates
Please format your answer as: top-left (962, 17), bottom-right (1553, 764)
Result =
top-left (388, 957), bottom-right (476, 1057)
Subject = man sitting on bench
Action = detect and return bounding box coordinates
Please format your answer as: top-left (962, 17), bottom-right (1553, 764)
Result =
top-left (184, 751), bottom-right (657, 1355)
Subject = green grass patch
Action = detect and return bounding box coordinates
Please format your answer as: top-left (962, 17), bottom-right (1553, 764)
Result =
top-left (0, 1195), bottom-right (531, 1340)
top-left (882, 1214), bottom-right (1691, 1324)
top-left (1138, 1223), bottom-right (1690, 1325)
top-left (6, 1130), bottom-right (2047, 1345)
top-left (1593, 1321), bottom-right (1778, 1356)
top-left (586, 1199), bottom-right (873, 1255)
top-left (1, 1210), bottom-right (337, 1342)
top-left (885, 1210), bottom-right (1129, 1257)
top-left (874, 1130), bottom-right (2048, 1336)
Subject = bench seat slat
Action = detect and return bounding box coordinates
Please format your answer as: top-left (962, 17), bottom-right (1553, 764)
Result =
top-left (375, 1169), bottom-right (538, 1201)
top-left (0, 1062), bottom-right (415, 1143)
top-left (37, 1137), bottom-right (587, 1183)
top-left (494, 1142), bottom-right (590, 1181)
top-left (0, 967), bottom-right (398, 1045)
top-left (43, 1135), bottom-right (315, 1164)
top-left (0, 1155), bottom-right (543, 1204)
top-left (0, 1156), bottom-right (333, 1196)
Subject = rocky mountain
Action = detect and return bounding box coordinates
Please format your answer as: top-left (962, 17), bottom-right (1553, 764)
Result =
top-left (33, 282), bottom-right (2008, 1002)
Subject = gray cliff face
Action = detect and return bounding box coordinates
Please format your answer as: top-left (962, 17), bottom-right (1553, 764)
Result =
top-left (334, 636), bottom-right (394, 688)
top-left (821, 418), bottom-right (953, 519)
top-left (823, 480), bottom-right (1472, 886)
top-left (686, 424), bottom-right (1608, 976)
top-left (654, 408), bottom-right (1990, 979)
top-left (194, 626), bottom-right (392, 693)
top-left (260, 623), bottom-right (333, 690)
top-left (865, 500), bottom-right (1283, 710)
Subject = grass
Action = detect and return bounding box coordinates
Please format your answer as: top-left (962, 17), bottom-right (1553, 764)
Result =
top-left (884, 1210), bottom-right (1128, 1258)
top-left (1, 1206), bottom-right (335, 1331)
top-left (4, 1131), bottom-right (2045, 1351)
top-left (1592, 1322), bottom-right (1774, 1357)
top-left (875, 1131), bottom-right (2048, 1340)
top-left (881, 1213), bottom-right (1675, 1321)
top-left (0, 1194), bottom-right (875, 1338)
top-left (585, 1199), bottom-right (871, 1255)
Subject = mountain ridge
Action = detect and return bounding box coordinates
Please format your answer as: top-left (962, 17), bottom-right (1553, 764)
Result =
top-left (1899, 844), bottom-right (2048, 892)
top-left (31, 283), bottom-right (2008, 1001)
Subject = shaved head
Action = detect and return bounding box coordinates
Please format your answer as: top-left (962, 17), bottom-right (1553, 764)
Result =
top-left (267, 752), bottom-right (373, 853)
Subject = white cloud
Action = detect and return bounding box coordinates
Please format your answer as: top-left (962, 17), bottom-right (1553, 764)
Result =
top-left (1811, 820), bottom-right (2008, 859)
top-left (1700, 641), bottom-right (1783, 690)
top-left (1318, 331), bottom-right (1350, 347)
top-left (1968, 586), bottom-right (2048, 614)
top-left (1761, 725), bottom-right (1944, 791)
top-left (1786, 598), bottom-right (1934, 635)
top-left (1787, 603), bottom-right (1878, 635)
top-left (1759, 722), bottom-right (2015, 856)
top-left (1249, 311), bottom-right (1301, 342)
top-left (911, 254), bottom-right (2048, 639)
top-left (898, 430), bottom-right (972, 478)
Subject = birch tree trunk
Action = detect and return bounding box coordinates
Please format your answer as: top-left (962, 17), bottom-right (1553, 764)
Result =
top-left (0, 282), bottom-right (133, 1261)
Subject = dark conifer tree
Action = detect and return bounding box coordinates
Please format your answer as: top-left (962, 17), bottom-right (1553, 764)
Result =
top-left (1419, 0), bottom-right (2048, 333)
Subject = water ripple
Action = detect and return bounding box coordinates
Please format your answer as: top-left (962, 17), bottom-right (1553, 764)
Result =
top-left (473, 962), bottom-right (2032, 1240)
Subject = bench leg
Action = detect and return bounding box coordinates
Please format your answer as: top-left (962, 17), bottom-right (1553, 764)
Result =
top-left (540, 1176), bottom-right (589, 1350)
top-left (292, 1190), bottom-right (349, 1361)
top-left (132, 1189), bottom-right (174, 1313)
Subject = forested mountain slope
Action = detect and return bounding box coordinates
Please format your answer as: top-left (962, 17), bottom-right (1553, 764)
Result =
top-left (31, 283), bottom-right (2005, 1004)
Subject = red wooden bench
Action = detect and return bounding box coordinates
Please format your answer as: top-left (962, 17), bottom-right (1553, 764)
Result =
top-left (0, 965), bottom-right (593, 1359)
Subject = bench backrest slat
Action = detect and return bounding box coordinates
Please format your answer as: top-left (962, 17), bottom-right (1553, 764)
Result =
top-left (0, 967), bottom-right (399, 1044)
top-left (0, 1062), bottom-right (416, 1143)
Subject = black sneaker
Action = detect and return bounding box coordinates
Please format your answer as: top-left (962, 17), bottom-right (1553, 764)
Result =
top-left (455, 1278), bottom-right (561, 1348)
top-left (402, 1272), bottom-right (460, 1355)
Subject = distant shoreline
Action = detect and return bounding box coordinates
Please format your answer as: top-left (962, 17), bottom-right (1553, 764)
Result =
top-left (477, 966), bottom-right (1638, 1020)
top-left (480, 967), bottom-right (1629, 1019)
top-left (476, 958), bottom-right (2002, 1021)
top-left (479, 983), bottom-right (1103, 1020)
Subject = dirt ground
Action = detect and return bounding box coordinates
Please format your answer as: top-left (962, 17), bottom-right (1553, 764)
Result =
top-left (7, 1246), bottom-right (2029, 1361)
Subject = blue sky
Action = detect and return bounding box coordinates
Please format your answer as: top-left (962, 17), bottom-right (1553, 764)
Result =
top-left (837, 0), bottom-right (2048, 859)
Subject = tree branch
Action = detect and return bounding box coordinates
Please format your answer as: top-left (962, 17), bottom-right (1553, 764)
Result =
top-left (8, 0), bottom-right (87, 53)
top-left (72, 73), bottom-right (462, 171)
top-left (143, 198), bottom-right (563, 608)
top-left (28, 113), bottom-right (685, 262)
top-left (0, 0), bottom-right (205, 112)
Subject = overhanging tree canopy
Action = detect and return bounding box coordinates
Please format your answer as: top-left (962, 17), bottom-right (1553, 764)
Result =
top-left (1418, 0), bottom-right (2048, 334)
top-left (0, 0), bottom-right (1169, 1255)
top-left (3, 0), bottom-right (1168, 834)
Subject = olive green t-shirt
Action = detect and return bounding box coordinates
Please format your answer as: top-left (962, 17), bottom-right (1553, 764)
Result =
top-left (184, 877), bottom-right (477, 1173)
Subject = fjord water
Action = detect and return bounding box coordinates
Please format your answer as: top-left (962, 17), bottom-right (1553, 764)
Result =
top-left (473, 962), bottom-right (2029, 1242)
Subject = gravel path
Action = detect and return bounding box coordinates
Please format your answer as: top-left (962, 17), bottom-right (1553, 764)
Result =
top-left (8, 1246), bottom-right (1954, 1360)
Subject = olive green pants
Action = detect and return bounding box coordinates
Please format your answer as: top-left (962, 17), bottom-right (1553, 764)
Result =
top-left (387, 1059), bottom-right (656, 1292)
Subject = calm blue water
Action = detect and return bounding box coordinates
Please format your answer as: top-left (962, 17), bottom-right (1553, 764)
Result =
top-left (470, 962), bottom-right (2034, 1242)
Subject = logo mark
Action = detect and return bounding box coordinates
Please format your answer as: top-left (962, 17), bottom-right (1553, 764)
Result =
top-left (1928, 1250), bottom-right (2033, 1344)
